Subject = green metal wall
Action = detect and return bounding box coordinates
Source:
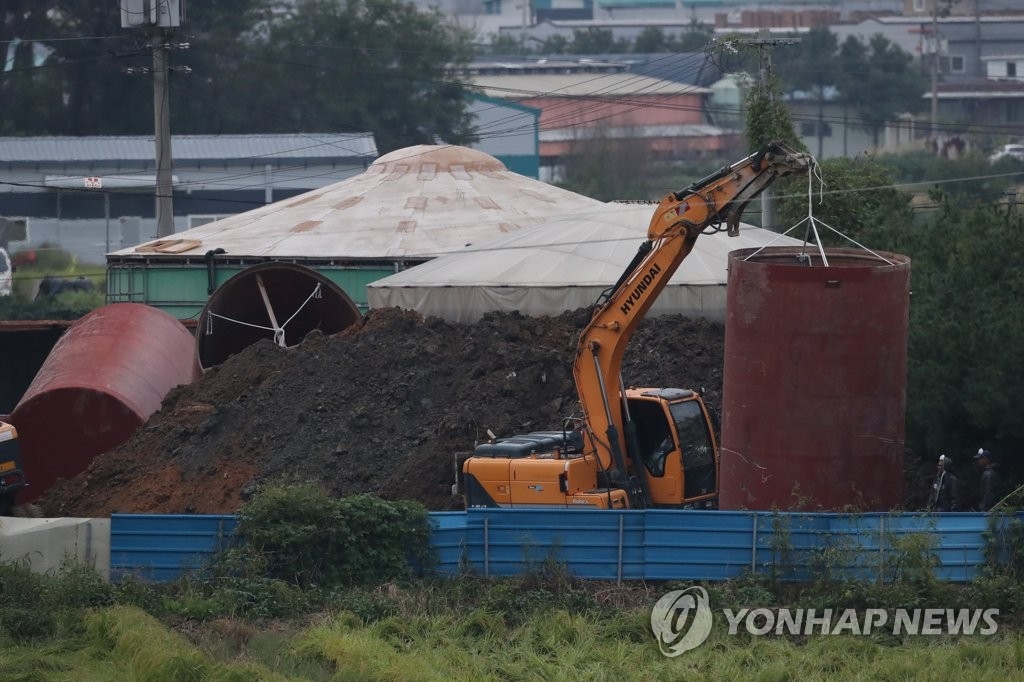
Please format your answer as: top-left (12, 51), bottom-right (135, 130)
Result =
top-left (107, 264), bottom-right (394, 321)
top-left (499, 154), bottom-right (541, 179)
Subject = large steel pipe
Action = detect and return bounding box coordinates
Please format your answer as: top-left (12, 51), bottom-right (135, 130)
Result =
top-left (11, 303), bottom-right (198, 502)
top-left (196, 262), bottom-right (362, 370)
top-left (720, 246), bottom-right (911, 511)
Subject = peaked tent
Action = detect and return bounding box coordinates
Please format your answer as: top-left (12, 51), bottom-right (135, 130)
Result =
top-left (367, 202), bottom-right (808, 322)
top-left (111, 145), bottom-right (604, 261)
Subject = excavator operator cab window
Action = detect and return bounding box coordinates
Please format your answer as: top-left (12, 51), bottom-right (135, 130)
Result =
top-left (669, 400), bottom-right (717, 498)
top-left (628, 399), bottom-right (674, 477)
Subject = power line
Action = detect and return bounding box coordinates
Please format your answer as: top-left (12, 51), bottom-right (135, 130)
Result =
top-left (5, 30), bottom-right (1023, 143)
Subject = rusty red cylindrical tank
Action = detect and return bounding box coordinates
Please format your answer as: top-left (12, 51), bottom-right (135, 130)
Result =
top-left (196, 262), bottom-right (362, 371)
top-left (719, 246), bottom-right (911, 511)
top-left (11, 303), bottom-right (198, 503)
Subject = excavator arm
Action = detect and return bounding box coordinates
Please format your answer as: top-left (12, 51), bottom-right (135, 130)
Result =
top-left (572, 142), bottom-right (813, 504)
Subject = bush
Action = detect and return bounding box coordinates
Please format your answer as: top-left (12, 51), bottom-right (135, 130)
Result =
top-left (225, 482), bottom-right (436, 588)
top-left (0, 558), bottom-right (113, 641)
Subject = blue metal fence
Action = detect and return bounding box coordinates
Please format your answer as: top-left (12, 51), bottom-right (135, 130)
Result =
top-left (108, 509), bottom-right (1011, 583)
top-left (110, 514), bottom-right (237, 581)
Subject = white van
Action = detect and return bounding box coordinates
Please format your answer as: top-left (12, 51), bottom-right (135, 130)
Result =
top-left (0, 248), bottom-right (12, 297)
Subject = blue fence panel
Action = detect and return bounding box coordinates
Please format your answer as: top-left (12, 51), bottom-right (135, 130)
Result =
top-left (462, 509), bottom-right (645, 580)
top-left (752, 512), bottom-right (833, 581)
top-left (980, 512), bottom-right (1024, 578)
top-left (817, 513), bottom-right (890, 582)
top-left (105, 509), bottom-right (1024, 583)
top-left (110, 514), bottom-right (237, 581)
top-left (888, 512), bottom-right (989, 582)
top-left (431, 512), bottom-right (469, 575)
top-left (645, 510), bottom-right (758, 580)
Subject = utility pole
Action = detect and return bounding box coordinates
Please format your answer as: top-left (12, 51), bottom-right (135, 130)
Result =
top-left (120, 0), bottom-right (187, 239)
top-left (152, 28), bottom-right (173, 238)
top-left (738, 28), bottom-right (799, 231)
top-left (930, 1), bottom-right (939, 139)
top-left (974, 0), bottom-right (983, 79)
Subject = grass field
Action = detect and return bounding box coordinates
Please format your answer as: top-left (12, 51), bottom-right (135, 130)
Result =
top-left (3, 603), bottom-right (1024, 682)
top-left (6, 485), bottom-right (1024, 681)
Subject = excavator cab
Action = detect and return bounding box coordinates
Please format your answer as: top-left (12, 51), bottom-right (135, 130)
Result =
top-left (624, 389), bottom-right (719, 508)
top-left (0, 421), bottom-right (27, 516)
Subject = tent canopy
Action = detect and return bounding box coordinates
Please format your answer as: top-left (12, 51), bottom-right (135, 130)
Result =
top-left (367, 202), bottom-right (809, 322)
top-left (111, 145), bottom-right (603, 261)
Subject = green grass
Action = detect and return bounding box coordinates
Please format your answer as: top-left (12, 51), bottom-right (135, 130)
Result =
top-left (5, 600), bottom-right (1024, 681)
top-left (289, 610), bottom-right (1024, 682)
top-left (0, 606), bottom-right (297, 682)
top-left (8, 491), bottom-right (1024, 681)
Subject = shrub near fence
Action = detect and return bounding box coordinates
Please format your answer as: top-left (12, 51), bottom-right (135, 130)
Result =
top-left (110, 509), bottom-right (1016, 584)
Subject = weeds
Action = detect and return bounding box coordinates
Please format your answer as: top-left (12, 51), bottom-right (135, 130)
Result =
top-left (226, 482), bottom-right (435, 588)
top-left (983, 508), bottom-right (1024, 579)
top-left (0, 557), bottom-right (114, 641)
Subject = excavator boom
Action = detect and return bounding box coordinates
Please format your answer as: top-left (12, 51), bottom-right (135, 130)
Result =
top-left (461, 142), bottom-right (813, 509)
top-left (572, 142), bottom-right (813, 503)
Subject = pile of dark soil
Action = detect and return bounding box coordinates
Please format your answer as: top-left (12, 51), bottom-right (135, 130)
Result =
top-left (39, 308), bottom-right (727, 516)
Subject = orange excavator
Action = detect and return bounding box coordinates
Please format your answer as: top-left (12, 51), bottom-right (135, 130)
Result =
top-left (0, 420), bottom-right (35, 516)
top-left (461, 142), bottom-right (813, 509)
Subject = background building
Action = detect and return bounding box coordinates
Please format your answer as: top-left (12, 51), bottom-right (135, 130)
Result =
top-left (0, 134), bottom-right (377, 265)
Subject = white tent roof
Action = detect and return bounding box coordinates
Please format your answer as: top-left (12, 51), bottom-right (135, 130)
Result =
top-left (111, 145), bottom-right (603, 260)
top-left (366, 202), bottom-right (808, 322)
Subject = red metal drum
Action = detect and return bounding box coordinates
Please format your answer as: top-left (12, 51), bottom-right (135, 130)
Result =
top-left (11, 303), bottom-right (197, 502)
top-left (720, 247), bottom-right (911, 511)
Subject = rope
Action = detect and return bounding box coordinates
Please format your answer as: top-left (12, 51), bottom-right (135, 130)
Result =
top-left (741, 154), bottom-right (897, 267)
top-left (207, 311), bottom-right (276, 332)
top-left (205, 282), bottom-right (325, 348)
top-left (279, 282), bottom-right (323, 331)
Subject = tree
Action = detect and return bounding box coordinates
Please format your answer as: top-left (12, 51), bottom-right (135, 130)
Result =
top-left (557, 124), bottom-right (656, 201)
top-left (0, 2), bottom-right (54, 133)
top-left (539, 34), bottom-right (570, 55)
top-left (633, 27), bottom-right (670, 54)
top-left (667, 23), bottom-right (715, 53)
top-left (775, 155), bottom-right (914, 247)
top-left (568, 28), bottom-right (620, 55)
top-left (485, 33), bottom-right (532, 56)
top-left (0, 1), bottom-right (139, 134)
top-left (0, 0), bottom-right (478, 153)
top-left (893, 202), bottom-right (1024, 471)
top-left (243, 0), bottom-right (476, 153)
top-left (744, 79), bottom-right (804, 154)
top-left (837, 34), bottom-right (926, 147)
top-left (157, 0), bottom-right (281, 135)
top-left (773, 27), bottom-right (840, 158)
top-left (630, 25), bottom-right (714, 55)
top-left (46, 1), bottom-right (167, 135)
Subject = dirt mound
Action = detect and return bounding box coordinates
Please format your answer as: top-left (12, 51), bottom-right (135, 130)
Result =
top-left (39, 308), bottom-right (727, 516)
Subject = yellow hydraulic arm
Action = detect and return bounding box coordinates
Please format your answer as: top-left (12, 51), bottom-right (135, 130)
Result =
top-left (572, 142), bottom-right (813, 505)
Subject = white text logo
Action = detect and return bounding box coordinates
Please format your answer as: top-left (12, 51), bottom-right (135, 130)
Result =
top-left (650, 588), bottom-right (1000, 656)
top-left (649, 586), bottom-right (713, 656)
top-left (724, 607), bottom-right (999, 637)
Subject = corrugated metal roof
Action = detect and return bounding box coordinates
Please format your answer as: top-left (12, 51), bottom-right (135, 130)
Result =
top-left (110, 145), bottom-right (604, 260)
top-left (0, 134), bottom-right (378, 163)
top-left (470, 73), bottom-right (711, 99)
top-left (540, 124), bottom-right (727, 141)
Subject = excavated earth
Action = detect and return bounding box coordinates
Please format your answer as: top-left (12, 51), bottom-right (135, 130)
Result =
top-left (39, 307), bottom-right (931, 516)
top-left (40, 308), bottom-right (729, 516)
